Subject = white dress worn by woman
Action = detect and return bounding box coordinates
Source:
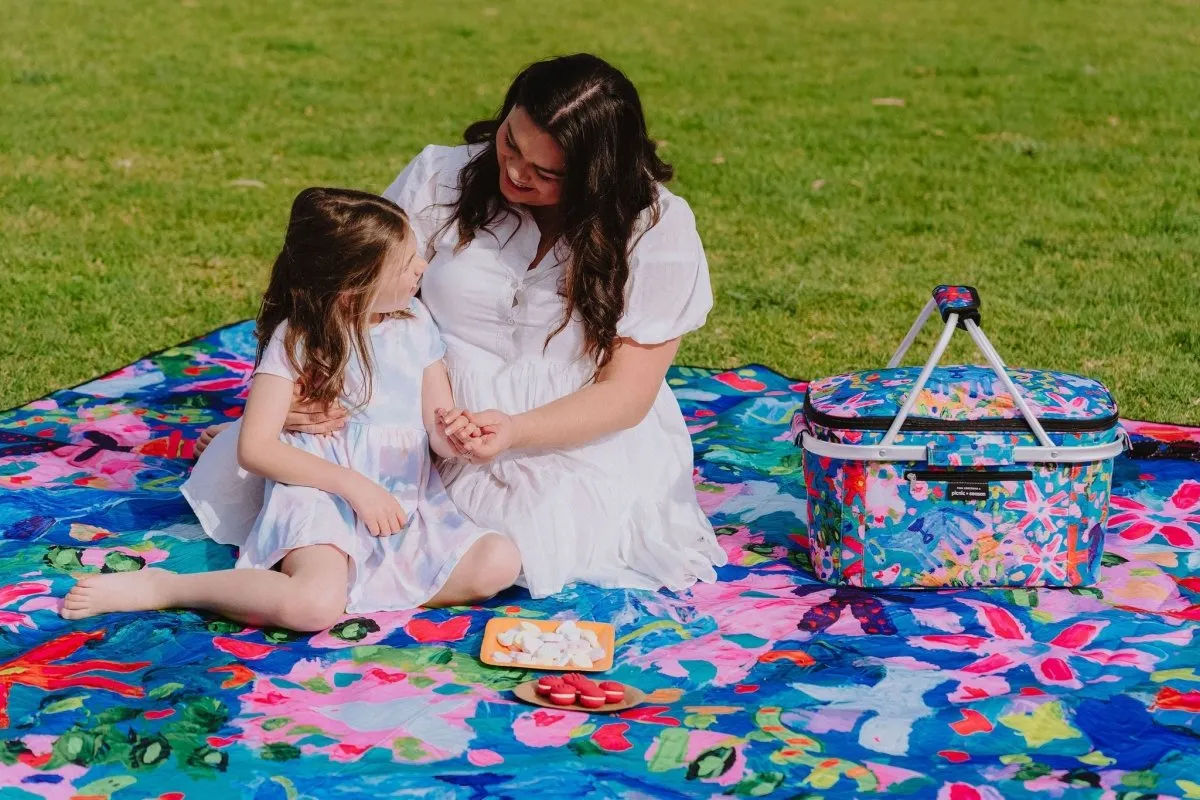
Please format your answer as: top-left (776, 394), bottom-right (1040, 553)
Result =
top-left (383, 145), bottom-right (726, 597)
top-left (182, 301), bottom-right (494, 612)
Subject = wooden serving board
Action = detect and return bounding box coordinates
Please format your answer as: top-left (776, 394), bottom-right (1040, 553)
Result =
top-left (480, 617), bottom-right (616, 672)
top-left (511, 680), bottom-right (646, 714)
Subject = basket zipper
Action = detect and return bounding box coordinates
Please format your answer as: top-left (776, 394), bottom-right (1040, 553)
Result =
top-left (804, 394), bottom-right (1119, 434)
top-left (904, 469), bottom-right (1034, 483)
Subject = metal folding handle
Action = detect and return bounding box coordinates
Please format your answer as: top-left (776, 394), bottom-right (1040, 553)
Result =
top-left (882, 290), bottom-right (1054, 448)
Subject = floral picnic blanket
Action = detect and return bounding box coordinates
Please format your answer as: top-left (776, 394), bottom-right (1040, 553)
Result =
top-left (0, 321), bottom-right (1198, 799)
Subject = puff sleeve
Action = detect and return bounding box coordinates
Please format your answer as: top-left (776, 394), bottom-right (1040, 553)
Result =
top-left (381, 144), bottom-right (471, 261)
top-left (615, 192), bottom-right (714, 345)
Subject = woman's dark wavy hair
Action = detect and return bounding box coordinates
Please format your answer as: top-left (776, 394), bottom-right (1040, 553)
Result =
top-left (450, 53), bottom-right (672, 371)
top-left (256, 187), bottom-right (411, 408)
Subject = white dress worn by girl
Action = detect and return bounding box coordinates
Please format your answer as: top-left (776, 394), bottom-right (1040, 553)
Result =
top-left (384, 145), bottom-right (728, 598)
top-left (182, 300), bottom-right (494, 612)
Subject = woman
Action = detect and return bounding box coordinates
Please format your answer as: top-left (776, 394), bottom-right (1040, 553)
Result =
top-left (193, 53), bottom-right (726, 599)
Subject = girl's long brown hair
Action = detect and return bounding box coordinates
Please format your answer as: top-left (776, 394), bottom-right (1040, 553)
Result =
top-left (450, 53), bottom-right (672, 371)
top-left (256, 187), bottom-right (410, 407)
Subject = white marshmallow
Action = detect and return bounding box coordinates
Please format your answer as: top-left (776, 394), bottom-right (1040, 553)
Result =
top-left (490, 651), bottom-right (513, 664)
top-left (535, 644), bottom-right (565, 662)
top-left (496, 629), bottom-right (518, 648)
top-left (580, 630), bottom-right (600, 648)
top-left (519, 621), bottom-right (541, 636)
top-left (569, 653), bottom-right (594, 669)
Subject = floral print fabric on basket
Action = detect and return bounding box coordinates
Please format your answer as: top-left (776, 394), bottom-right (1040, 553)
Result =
top-left (801, 365), bottom-right (1122, 588)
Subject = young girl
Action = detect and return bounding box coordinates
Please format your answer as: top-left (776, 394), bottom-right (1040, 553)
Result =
top-left (61, 188), bottom-right (521, 630)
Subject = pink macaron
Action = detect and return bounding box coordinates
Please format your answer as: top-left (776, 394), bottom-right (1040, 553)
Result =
top-left (577, 685), bottom-right (605, 709)
top-left (599, 681), bottom-right (625, 704)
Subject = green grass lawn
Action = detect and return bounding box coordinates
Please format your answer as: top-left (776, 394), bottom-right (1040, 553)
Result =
top-left (2, 0), bottom-right (1198, 421)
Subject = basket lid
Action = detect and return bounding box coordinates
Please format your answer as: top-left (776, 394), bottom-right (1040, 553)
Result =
top-left (805, 365), bottom-right (1118, 431)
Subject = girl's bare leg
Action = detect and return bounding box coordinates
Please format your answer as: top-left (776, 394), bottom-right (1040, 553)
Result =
top-left (425, 533), bottom-right (522, 608)
top-left (61, 544), bottom-right (349, 632)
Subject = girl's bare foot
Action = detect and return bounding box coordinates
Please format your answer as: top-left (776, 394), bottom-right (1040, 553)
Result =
top-left (60, 569), bottom-right (175, 620)
top-left (195, 423), bottom-right (232, 457)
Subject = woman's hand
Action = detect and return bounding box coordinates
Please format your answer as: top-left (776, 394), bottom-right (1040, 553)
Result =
top-left (342, 473), bottom-right (407, 537)
top-left (284, 384), bottom-right (348, 435)
top-left (444, 409), bottom-right (515, 463)
top-left (195, 422), bottom-right (232, 457)
top-left (479, 337), bottom-right (680, 452)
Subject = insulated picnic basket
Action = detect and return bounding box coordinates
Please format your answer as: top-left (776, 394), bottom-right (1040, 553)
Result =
top-left (796, 285), bottom-right (1125, 588)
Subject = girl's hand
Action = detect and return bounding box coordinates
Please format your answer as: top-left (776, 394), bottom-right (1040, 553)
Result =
top-left (285, 384), bottom-right (347, 435)
top-left (437, 408), bottom-right (482, 459)
top-left (452, 421), bottom-right (483, 456)
top-left (343, 473), bottom-right (407, 537)
top-left (458, 409), bottom-right (515, 464)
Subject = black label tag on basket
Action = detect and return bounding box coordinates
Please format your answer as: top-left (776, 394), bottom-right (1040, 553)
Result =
top-left (948, 484), bottom-right (989, 502)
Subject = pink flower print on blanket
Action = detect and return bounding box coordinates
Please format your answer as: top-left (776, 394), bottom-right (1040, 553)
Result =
top-left (171, 353), bottom-right (256, 395)
top-left (1095, 555), bottom-right (1193, 617)
top-left (630, 577), bottom-right (826, 686)
top-left (693, 475), bottom-right (746, 518)
top-left (0, 581), bottom-right (52, 633)
top-left (512, 708), bottom-right (587, 748)
top-left (78, 544), bottom-right (170, 572)
top-left (907, 600), bottom-right (1158, 693)
top-left (1, 447), bottom-right (152, 491)
top-left (69, 409), bottom-right (153, 449)
top-left (1108, 480), bottom-right (1200, 549)
top-left (237, 658), bottom-right (493, 764)
top-left (0, 736), bottom-right (88, 800)
top-left (308, 609), bottom-right (421, 649)
top-left (713, 525), bottom-right (788, 567)
top-left (631, 578), bottom-right (903, 687)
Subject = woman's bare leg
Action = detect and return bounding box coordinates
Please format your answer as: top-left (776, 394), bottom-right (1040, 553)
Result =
top-left (425, 533), bottom-right (522, 608)
top-left (61, 544), bottom-right (349, 632)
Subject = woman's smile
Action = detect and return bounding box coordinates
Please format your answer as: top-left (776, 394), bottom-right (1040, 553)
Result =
top-left (495, 106), bottom-right (565, 207)
top-left (502, 168), bottom-right (534, 194)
